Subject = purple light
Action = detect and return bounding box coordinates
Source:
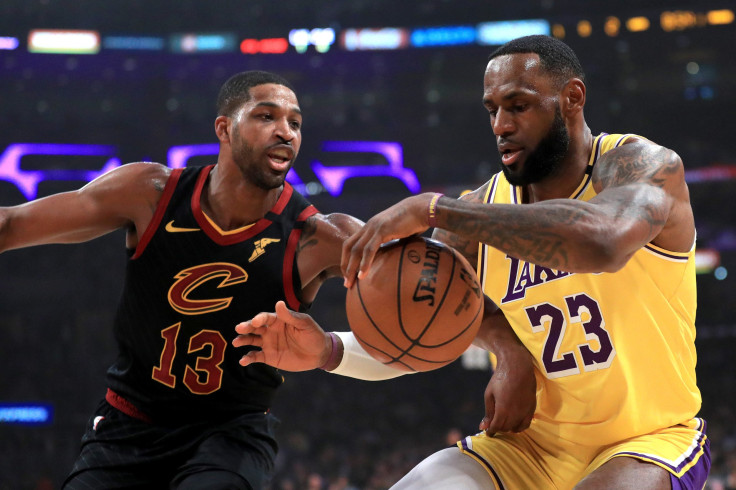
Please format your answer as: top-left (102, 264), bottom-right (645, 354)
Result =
top-left (0, 37), bottom-right (19, 50)
top-left (685, 165), bottom-right (736, 183)
top-left (166, 143), bottom-right (220, 168)
top-left (0, 141), bottom-right (422, 201)
top-left (0, 143), bottom-right (120, 199)
top-left (311, 141), bottom-right (420, 195)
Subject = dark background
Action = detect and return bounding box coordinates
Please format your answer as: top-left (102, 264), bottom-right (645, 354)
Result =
top-left (1, 1), bottom-right (735, 488)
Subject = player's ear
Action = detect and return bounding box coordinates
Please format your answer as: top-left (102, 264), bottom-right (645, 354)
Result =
top-left (215, 115), bottom-right (230, 143)
top-left (561, 78), bottom-right (585, 116)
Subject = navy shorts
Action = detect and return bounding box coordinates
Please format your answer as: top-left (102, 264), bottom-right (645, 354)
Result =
top-left (63, 399), bottom-right (280, 489)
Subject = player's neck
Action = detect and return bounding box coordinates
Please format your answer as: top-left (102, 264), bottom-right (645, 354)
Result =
top-left (524, 125), bottom-right (593, 203)
top-left (202, 164), bottom-right (283, 231)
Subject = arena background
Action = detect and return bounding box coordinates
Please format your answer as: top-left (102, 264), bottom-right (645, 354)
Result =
top-left (1, 1), bottom-right (734, 488)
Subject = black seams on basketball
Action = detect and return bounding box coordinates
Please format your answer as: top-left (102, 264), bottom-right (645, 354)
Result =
top-left (345, 236), bottom-right (484, 372)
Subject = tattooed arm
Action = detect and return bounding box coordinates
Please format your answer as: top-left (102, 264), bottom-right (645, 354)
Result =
top-left (342, 138), bottom-right (695, 282)
top-left (430, 183), bottom-right (488, 267)
top-left (297, 213), bottom-right (365, 304)
top-left (431, 185), bottom-right (536, 434)
top-left (436, 139), bottom-right (694, 272)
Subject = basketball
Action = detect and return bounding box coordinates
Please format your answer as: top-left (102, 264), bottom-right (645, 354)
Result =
top-left (345, 236), bottom-right (484, 372)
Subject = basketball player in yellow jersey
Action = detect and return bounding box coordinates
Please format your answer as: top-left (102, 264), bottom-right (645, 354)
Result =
top-left (335, 35), bottom-right (710, 489)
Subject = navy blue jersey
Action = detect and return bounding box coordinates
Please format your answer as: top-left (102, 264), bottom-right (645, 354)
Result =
top-left (106, 165), bottom-right (317, 423)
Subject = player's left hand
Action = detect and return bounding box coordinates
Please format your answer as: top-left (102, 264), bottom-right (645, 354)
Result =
top-left (479, 349), bottom-right (537, 435)
top-left (233, 300), bottom-right (331, 371)
top-left (342, 193), bottom-right (434, 288)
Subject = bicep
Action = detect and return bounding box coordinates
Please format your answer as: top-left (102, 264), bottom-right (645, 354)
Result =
top-left (591, 141), bottom-right (688, 254)
top-left (2, 191), bottom-right (123, 250)
top-left (1, 162), bottom-right (164, 251)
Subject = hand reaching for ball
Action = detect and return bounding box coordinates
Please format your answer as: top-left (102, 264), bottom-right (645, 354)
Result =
top-left (232, 301), bottom-right (333, 372)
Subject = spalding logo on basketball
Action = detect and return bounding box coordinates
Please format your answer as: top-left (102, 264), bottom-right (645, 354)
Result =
top-left (345, 236), bottom-right (484, 372)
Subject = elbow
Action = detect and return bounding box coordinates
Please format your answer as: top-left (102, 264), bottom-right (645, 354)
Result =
top-left (582, 230), bottom-right (634, 273)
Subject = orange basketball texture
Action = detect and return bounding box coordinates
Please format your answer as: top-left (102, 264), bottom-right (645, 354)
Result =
top-left (345, 236), bottom-right (484, 372)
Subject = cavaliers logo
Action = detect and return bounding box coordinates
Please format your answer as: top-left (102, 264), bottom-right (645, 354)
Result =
top-left (168, 262), bottom-right (248, 315)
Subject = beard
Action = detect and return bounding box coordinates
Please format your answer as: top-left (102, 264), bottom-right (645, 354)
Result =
top-left (501, 107), bottom-right (570, 187)
top-left (231, 137), bottom-right (291, 191)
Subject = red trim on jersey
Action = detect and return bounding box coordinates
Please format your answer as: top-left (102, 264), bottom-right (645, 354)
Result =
top-left (283, 205), bottom-right (319, 310)
top-left (132, 168), bottom-right (184, 260)
top-left (271, 182), bottom-right (293, 214)
top-left (105, 388), bottom-right (152, 423)
top-left (191, 166), bottom-right (297, 246)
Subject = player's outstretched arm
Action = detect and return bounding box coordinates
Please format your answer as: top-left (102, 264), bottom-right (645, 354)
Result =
top-left (233, 300), bottom-right (334, 371)
top-left (233, 301), bottom-right (408, 380)
top-left (342, 183), bottom-right (490, 288)
top-left (342, 139), bottom-right (694, 280)
top-left (0, 162), bottom-right (169, 253)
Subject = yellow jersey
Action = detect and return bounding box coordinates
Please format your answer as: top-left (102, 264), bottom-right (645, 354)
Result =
top-left (477, 133), bottom-right (701, 445)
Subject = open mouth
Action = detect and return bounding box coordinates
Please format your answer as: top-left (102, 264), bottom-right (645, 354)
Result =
top-left (500, 148), bottom-right (522, 166)
top-left (267, 147), bottom-right (294, 170)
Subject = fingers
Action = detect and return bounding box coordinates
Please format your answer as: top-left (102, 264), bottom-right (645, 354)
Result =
top-left (232, 332), bottom-right (262, 349)
top-left (341, 232), bottom-right (362, 288)
top-left (514, 413), bottom-right (534, 432)
top-left (233, 303), bottom-right (285, 348)
top-left (235, 310), bottom-right (278, 335)
top-left (482, 407), bottom-right (534, 435)
top-left (341, 230), bottom-right (382, 288)
top-left (274, 300), bottom-right (298, 321)
top-left (480, 394), bottom-right (495, 435)
top-left (238, 350), bottom-right (266, 366)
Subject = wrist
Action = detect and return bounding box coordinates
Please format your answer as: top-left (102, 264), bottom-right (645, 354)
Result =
top-left (427, 192), bottom-right (443, 228)
top-left (493, 340), bottom-right (534, 369)
top-left (319, 332), bottom-right (343, 371)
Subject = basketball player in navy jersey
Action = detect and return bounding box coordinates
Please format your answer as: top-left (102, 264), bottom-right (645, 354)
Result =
top-left (0, 70), bottom-right (369, 489)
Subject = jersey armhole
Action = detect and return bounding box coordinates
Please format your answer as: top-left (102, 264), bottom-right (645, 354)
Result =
top-left (131, 168), bottom-right (184, 260)
top-left (283, 205), bottom-right (319, 311)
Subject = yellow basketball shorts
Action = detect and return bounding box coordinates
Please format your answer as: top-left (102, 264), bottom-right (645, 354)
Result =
top-left (457, 417), bottom-right (709, 490)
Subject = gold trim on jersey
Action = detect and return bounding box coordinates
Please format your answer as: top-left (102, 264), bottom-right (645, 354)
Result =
top-left (202, 212), bottom-right (256, 235)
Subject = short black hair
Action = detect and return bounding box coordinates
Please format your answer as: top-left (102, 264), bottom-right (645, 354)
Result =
top-left (216, 70), bottom-right (296, 117)
top-left (489, 35), bottom-right (585, 87)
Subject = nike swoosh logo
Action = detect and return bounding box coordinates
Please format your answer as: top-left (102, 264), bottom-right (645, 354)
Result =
top-left (165, 220), bottom-right (200, 233)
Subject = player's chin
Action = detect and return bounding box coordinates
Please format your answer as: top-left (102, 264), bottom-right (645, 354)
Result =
top-left (258, 174), bottom-right (287, 190)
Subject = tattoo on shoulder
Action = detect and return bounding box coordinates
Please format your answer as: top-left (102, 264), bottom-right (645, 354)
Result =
top-left (297, 215), bottom-right (319, 254)
top-left (593, 143), bottom-right (681, 190)
top-left (459, 182), bottom-right (490, 204)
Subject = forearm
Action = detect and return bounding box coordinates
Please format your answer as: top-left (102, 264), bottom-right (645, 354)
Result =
top-left (474, 298), bottom-right (533, 366)
top-left (324, 331), bottom-right (410, 381)
top-left (434, 195), bottom-right (628, 273)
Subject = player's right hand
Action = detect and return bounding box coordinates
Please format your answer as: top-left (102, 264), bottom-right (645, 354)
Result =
top-left (233, 300), bottom-right (331, 372)
top-left (341, 193), bottom-right (434, 288)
